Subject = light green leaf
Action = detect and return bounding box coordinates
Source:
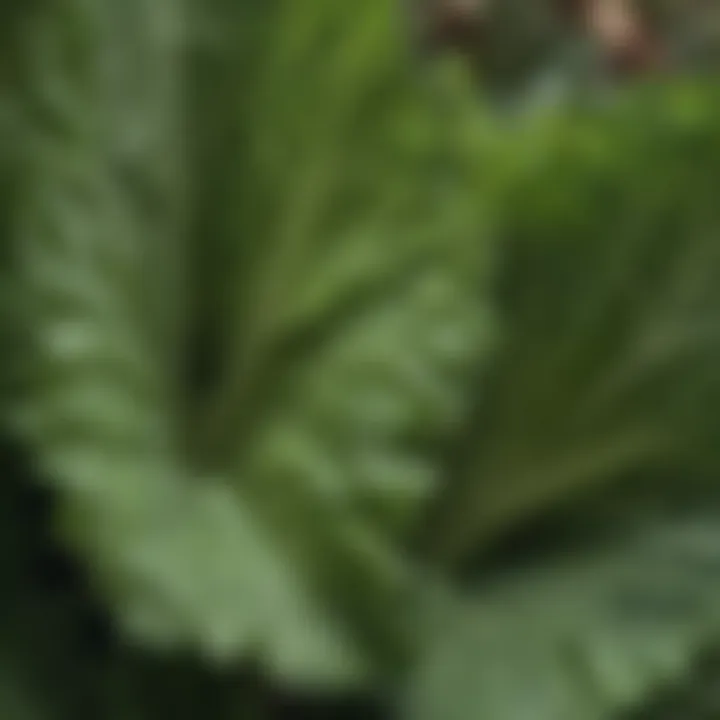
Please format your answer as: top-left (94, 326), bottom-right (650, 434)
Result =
top-left (16, 0), bottom-right (491, 686)
top-left (405, 513), bottom-right (720, 720)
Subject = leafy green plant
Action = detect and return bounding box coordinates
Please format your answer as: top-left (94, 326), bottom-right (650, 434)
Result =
top-left (5, 2), bottom-right (720, 719)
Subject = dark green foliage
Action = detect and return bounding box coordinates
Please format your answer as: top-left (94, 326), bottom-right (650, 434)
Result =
top-left (428, 82), bottom-right (720, 564)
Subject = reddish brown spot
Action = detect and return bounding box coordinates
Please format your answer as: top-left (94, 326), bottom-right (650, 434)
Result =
top-left (425, 0), bottom-right (488, 54)
top-left (606, 33), bottom-right (666, 77)
top-left (554, 0), bottom-right (587, 21)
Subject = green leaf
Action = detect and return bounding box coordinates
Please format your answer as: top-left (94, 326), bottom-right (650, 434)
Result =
top-left (16, 0), bottom-right (491, 687)
top-left (405, 512), bottom-right (720, 720)
top-left (427, 83), bottom-right (720, 565)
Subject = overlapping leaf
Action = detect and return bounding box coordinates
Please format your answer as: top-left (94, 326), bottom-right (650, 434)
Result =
top-left (407, 83), bottom-right (720, 720)
top-left (15, 0), bottom-right (491, 687)
top-left (428, 82), bottom-right (720, 564)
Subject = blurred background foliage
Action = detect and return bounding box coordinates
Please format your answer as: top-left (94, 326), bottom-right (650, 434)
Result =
top-left (3, 0), bottom-right (720, 719)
